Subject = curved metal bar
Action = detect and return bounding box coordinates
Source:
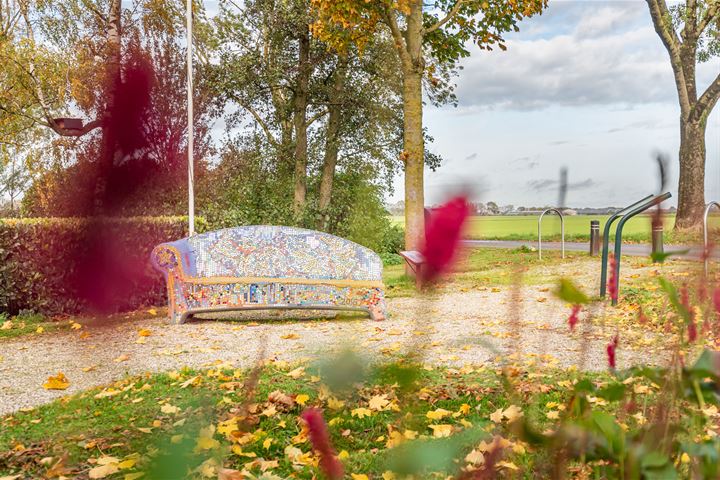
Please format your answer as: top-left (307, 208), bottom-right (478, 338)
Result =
top-left (538, 208), bottom-right (565, 260)
top-left (611, 192), bottom-right (672, 305)
top-left (600, 194), bottom-right (654, 297)
top-left (704, 202), bottom-right (720, 276)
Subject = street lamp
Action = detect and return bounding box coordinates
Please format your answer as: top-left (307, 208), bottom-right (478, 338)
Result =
top-left (53, 117), bottom-right (84, 133)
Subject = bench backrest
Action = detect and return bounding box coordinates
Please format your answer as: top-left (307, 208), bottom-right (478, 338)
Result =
top-left (179, 226), bottom-right (382, 281)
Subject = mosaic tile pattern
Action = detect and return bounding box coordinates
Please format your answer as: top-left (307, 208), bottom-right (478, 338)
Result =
top-left (151, 226), bottom-right (386, 324)
top-left (187, 226), bottom-right (382, 280)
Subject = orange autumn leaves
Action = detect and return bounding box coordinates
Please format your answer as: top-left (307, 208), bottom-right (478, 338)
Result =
top-left (43, 372), bottom-right (70, 390)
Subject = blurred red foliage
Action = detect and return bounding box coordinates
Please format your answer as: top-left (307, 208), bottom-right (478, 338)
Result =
top-left (420, 195), bottom-right (470, 285)
top-left (301, 408), bottom-right (343, 480)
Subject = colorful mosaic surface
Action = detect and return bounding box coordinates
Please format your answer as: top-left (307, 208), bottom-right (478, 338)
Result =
top-left (187, 226), bottom-right (382, 280)
top-left (151, 226), bottom-right (386, 323)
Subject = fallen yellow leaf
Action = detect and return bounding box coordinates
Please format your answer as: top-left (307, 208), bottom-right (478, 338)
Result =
top-left (138, 329), bottom-right (152, 337)
top-left (295, 394), bottom-right (310, 406)
top-left (286, 367), bottom-right (305, 378)
top-left (489, 408), bottom-right (504, 423)
top-left (465, 449), bottom-right (484, 465)
top-left (426, 408), bottom-right (452, 420)
top-left (117, 458), bottom-right (137, 469)
top-left (43, 372), bottom-right (70, 390)
top-left (368, 394), bottom-right (390, 411)
top-left (497, 460), bottom-right (519, 470)
top-left (161, 404), bottom-right (180, 414)
top-left (262, 404), bottom-right (278, 417)
top-left (89, 463), bottom-right (119, 479)
top-left (351, 407), bottom-right (373, 419)
top-left (195, 425), bottom-right (220, 451)
top-left (429, 424), bottom-right (453, 438)
top-left (502, 405), bottom-right (523, 422)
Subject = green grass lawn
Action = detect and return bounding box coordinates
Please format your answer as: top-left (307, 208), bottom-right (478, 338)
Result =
top-left (0, 249), bottom-right (712, 478)
top-left (384, 247), bottom-right (580, 297)
top-left (0, 311), bottom-right (67, 340)
top-left (0, 356), bottom-right (626, 479)
top-left (391, 214), bottom-right (720, 244)
top-left (1, 353), bottom-right (711, 479)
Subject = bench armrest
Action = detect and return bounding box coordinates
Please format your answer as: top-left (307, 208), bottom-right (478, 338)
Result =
top-left (151, 244), bottom-right (183, 277)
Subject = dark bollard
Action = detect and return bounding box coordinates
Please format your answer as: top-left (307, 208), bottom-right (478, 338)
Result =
top-left (652, 223), bottom-right (664, 260)
top-left (590, 220), bottom-right (600, 256)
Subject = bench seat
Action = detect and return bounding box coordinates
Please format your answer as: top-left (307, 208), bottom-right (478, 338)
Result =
top-left (151, 226), bottom-right (386, 324)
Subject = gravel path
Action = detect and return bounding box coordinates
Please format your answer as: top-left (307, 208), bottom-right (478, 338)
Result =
top-left (0, 265), bottom-right (669, 416)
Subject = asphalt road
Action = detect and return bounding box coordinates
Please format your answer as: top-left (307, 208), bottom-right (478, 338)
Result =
top-left (463, 239), bottom-right (718, 260)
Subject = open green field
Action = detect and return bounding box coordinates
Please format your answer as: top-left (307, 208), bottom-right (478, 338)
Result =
top-left (391, 214), bottom-right (720, 244)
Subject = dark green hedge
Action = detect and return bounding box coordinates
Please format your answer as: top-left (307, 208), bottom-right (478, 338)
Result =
top-left (0, 216), bottom-right (205, 316)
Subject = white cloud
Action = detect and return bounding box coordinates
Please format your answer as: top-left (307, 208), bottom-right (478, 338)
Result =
top-left (451, 1), bottom-right (718, 111)
top-left (573, 4), bottom-right (644, 38)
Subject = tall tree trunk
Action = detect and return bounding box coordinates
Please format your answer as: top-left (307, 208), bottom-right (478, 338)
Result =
top-left (402, 0), bottom-right (425, 269)
top-left (292, 26), bottom-right (310, 217)
top-left (673, 41), bottom-right (704, 229)
top-left (403, 70), bottom-right (424, 253)
top-left (95, 0), bottom-right (122, 214)
top-left (318, 56), bottom-right (347, 226)
top-left (646, 0), bottom-right (720, 229)
top-left (675, 118), bottom-right (706, 228)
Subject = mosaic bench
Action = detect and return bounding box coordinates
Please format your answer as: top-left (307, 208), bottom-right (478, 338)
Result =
top-left (151, 226), bottom-right (386, 324)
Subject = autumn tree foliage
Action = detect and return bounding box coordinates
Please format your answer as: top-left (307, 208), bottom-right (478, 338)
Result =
top-left (310, 0), bottom-right (547, 255)
top-left (1, 0), bottom-right (216, 216)
top-left (211, 0), bottom-right (404, 221)
top-left (645, 0), bottom-right (720, 229)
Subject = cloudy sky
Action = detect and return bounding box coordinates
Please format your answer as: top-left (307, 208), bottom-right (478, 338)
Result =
top-left (405, 0), bottom-right (720, 208)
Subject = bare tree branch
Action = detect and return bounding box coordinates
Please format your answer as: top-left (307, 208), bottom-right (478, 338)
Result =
top-left (692, 72), bottom-right (720, 122)
top-left (80, 0), bottom-right (108, 24)
top-left (228, 93), bottom-right (279, 147)
top-left (306, 108), bottom-right (328, 127)
top-left (684, 0), bottom-right (698, 41)
top-left (424, 0), bottom-right (466, 35)
top-left (697, 0), bottom-right (720, 34)
top-left (646, 0), bottom-right (692, 114)
top-left (383, 5), bottom-right (412, 71)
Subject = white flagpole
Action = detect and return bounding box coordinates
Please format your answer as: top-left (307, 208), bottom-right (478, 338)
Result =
top-left (186, 0), bottom-right (195, 236)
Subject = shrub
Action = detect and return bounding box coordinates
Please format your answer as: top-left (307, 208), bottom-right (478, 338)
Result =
top-left (0, 216), bottom-right (204, 316)
top-left (202, 150), bottom-right (402, 255)
top-left (380, 252), bottom-right (403, 266)
top-left (379, 222), bottom-right (405, 254)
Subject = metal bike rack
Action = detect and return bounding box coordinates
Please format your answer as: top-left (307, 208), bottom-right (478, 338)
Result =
top-left (538, 208), bottom-right (564, 260)
top-left (599, 194), bottom-right (653, 298)
top-left (605, 192), bottom-right (671, 305)
top-left (704, 201), bottom-right (720, 276)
